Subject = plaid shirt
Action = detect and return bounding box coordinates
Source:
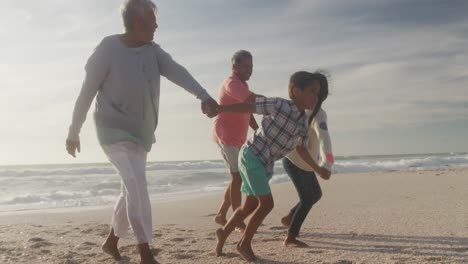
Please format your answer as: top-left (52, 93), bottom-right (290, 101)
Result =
top-left (246, 97), bottom-right (309, 176)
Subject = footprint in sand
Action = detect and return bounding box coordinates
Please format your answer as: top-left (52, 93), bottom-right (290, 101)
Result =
top-left (269, 226), bottom-right (287, 230)
top-left (173, 253), bottom-right (194, 260)
top-left (63, 259), bottom-right (79, 264)
top-left (74, 242), bottom-right (98, 250)
top-left (65, 251), bottom-right (79, 257)
top-left (425, 257), bottom-right (444, 262)
top-left (307, 250), bottom-right (324, 254)
top-left (205, 232), bottom-right (216, 240)
top-left (79, 228), bottom-right (93, 234)
top-left (261, 237), bottom-right (282, 242)
top-left (334, 260), bottom-right (353, 264)
top-left (187, 249), bottom-right (203, 253)
top-left (28, 238), bottom-right (53, 249)
top-left (170, 237), bottom-right (185, 242)
top-left (28, 237), bottom-right (46, 242)
top-left (451, 247), bottom-right (468, 252)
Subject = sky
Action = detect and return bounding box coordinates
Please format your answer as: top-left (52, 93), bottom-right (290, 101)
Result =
top-left (0, 0), bottom-right (467, 165)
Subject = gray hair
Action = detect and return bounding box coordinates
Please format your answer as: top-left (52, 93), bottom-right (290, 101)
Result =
top-left (231, 50), bottom-right (252, 66)
top-left (121, 0), bottom-right (157, 32)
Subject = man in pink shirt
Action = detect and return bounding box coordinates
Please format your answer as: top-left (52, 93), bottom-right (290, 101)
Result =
top-left (213, 50), bottom-right (260, 228)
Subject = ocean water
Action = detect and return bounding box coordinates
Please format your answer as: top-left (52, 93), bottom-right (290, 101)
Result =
top-left (0, 152), bottom-right (467, 212)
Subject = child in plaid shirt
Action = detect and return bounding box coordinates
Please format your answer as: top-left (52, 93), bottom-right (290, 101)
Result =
top-left (215, 71), bottom-right (331, 262)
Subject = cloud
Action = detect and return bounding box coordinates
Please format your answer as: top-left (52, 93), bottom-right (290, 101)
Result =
top-left (1, 0), bottom-right (467, 164)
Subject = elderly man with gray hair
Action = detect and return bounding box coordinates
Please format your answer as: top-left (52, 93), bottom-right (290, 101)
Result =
top-left (65, 0), bottom-right (218, 263)
top-left (213, 50), bottom-right (262, 231)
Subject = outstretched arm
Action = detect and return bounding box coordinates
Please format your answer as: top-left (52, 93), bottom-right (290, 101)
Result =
top-left (244, 93), bottom-right (262, 130)
top-left (218, 103), bottom-right (255, 114)
top-left (155, 44), bottom-right (219, 117)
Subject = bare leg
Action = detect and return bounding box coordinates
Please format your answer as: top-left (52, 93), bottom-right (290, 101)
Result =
top-left (138, 243), bottom-right (159, 264)
top-left (215, 183), bottom-right (231, 226)
top-left (102, 228), bottom-right (122, 260)
top-left (230, 172), bottom-right (246, 232)
top-left (281, 211), bottom-right (293, 227)
top-left (215, 195), bottom-right (258, 256)
top-left (230, 172), bottom-right (242, 211)
top-left (237, 194), bottom-right (274, 262)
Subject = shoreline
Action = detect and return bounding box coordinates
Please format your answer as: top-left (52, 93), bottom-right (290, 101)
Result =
top-left (0, 167), bottom-right (466, 263)
top-left (1, 166), bottom-right (465, 217)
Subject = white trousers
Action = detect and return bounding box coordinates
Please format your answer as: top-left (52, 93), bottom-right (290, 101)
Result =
top-left (102, 141), bottom-right (152, 244)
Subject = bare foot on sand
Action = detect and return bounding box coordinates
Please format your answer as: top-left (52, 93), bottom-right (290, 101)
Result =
top-left (281, 214), bottom-right (292, 228)
top-left (215, 228), bottom-right (227, 256)
top-left (237, 241), bottom-right (256, 262)
top-left (283, 236), bottom-right (308, 248)
top-left (101, 240), bottom-right (122, 261)
top-left (214, 214), bottom-right (227, 226)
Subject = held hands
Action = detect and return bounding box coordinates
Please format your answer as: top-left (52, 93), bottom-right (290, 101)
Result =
top-left (317, 167), bottom-right (331, 180)
top-left (201, 97), bottom-right (219, 118)
top-left (66, 139), bottom-right (80, 158)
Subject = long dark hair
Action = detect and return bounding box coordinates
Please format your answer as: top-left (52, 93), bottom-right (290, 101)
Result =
top-left (308, 70), bottom-right (330, 124)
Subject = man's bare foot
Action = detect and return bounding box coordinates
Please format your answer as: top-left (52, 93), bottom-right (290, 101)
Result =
top-left (140, 256), bottom-right (159, 264)
top-left (237, 241), bottom-right (256, 262)
top-left (215, 228), bottom-right (227, 256)
top-left (138, 243), bottom-right (158, 264)
top-left (102, 240), bottom-right (122, 260)
top-left (281, 214), bottom-right (292, 227)
top-left (283, 236), bottom-right (308, 248)
top-left (214, 214), bottom-right (227, 226)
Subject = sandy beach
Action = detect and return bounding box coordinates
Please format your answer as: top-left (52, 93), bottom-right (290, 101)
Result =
top-left (1, 167), bottom-right (467, 264)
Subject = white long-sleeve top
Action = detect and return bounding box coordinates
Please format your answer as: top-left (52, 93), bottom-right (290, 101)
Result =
top-left (286, 108), bottom-right (334, 172)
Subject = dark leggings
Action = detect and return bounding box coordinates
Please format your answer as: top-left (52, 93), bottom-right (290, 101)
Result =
top-left (282, 158), bottom-right (322, 237)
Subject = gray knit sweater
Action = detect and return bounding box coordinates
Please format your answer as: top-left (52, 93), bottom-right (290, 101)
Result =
top-left (67, 35), bottom-right (210, 141)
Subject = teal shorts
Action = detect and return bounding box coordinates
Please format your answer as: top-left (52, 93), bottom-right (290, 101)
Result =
top-left (239, 146), bottom-right (272, 197)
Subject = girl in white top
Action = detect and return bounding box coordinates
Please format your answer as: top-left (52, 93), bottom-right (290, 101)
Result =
top-left (281, 71), bottom-right (334, 247)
